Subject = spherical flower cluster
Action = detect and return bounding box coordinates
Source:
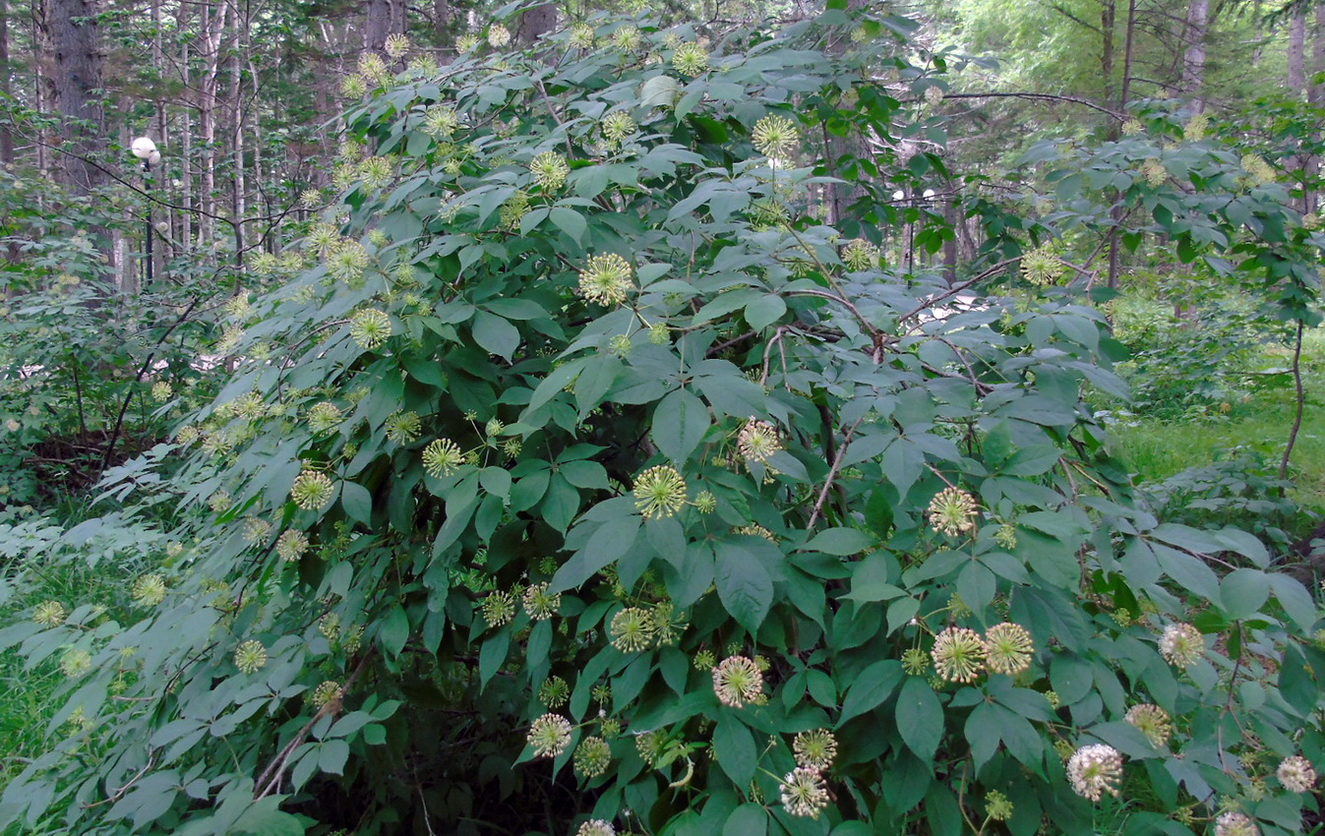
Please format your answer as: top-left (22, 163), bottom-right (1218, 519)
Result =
top-left (1215, 811), bottom-right (1259, 836)
top-left (737, 418), bottom-right (781, 463)
top-left (423, 105), bottom-right (460, 138)
top-left (242, 517), bottom-right (272, 544)
top-left (985, 790), bottom-right (1013, 821)
top-left (234, 640), bottom-right (268, 674)
top-left (601, 112), bottom-right (636, 147)
top-left (902, 647), bottom-right (930, 676)
top-left (931, 626), bottom-right (986, 683)
top-left (1021, 245), bottom-right (1065, 286)
top-left (341, 73), bottom-right (367, 99)
top-left (484, 418), bottom-right (505, 438)
top-left (568, 23), bottom-right (595, 50)
top-left (276, 529), bottom-right (310, 562)
top-left (538, 676), bottom-right (569, 708)
top-left (924, 85), bottom-right (944, 105)
top-left (33, 601), bottom-right (67, 627)
top-left (983, 622), bottom-right (1035, 675)
top-left (384, 410), bottom-right (422, 443)
top-left (423, 438), bottom-right (465, 477)
top-left (927, 487), bottom-right (979, 537)
top-left (1122, 117), bottom-right (1143, 136)
top-left (319, 612), bottom-right (341, 642)
top-left (1277, 755), bottom-right (1317, 793)
top-left (480, 590), bottom-right (515, 628)
top-left (528, 713), bottom-right (573, 758)
top-left (578, 253), bottom-right (634, 306)
top-left (499, 190), bottom-right (530, 231)
top-left (208, 489), bottom-right (233, 513)
top-left (1142, 158), bottom-right (1167, 187)
top-left (307, 401), bottom-right (342, 434)
top-left (577, 820), bottom-right (615, 836)
top-left (1067, 743), bottom-right (1123, 802)
top-left (780, 767), bottom-right (829, 819)
top-left (693, 490), bottom-right (716, 514)
top-left (752, 114), bottom-right (800, 159)
top-left (291, 470), bottom-right (336, 511)
top-left (523, 582), bottom-right (561, 620)
top-left (610, 606), bottom-right (655, 652)
top-left (349, 308), bottom-right (392, 350)
top-left (151, 380), bottom-right (173, 402)
top-left (610, 24), bottom-right (640, 52)
top-left (456, 34), bottom-right (480, 53)
top-left (328, 239), bottom-right (369, 284)
top-left (61, 648), bottom-right (93, 678)
top-left (1184, 112), bottom-right (1210, 142)
top-left (673, 42), bottom-right (709, 76)
top-left (384, 33), bottom-right (410, 60)
top-left (734, 525), bottom-right (775, 544)
top-left (1241, 154), bottom-right (1275, 185)
top-left (1159, 622), bottom-right (1204, 668)
top-left (793, 729), bottom-right (838, 771)
top-left (575, 736), bottom-right (612, 777)
top-left (310, 680), bottom-right (343, 709)
top-left (529, 151), bottom-right (569, 191)
top-left (1125, 703), bottom-right (1172, 747)
top-left (342, 624), bottom-right (364, 655)
top-left (357, 52), bottom-right (389, 86)
top-left (841, 238), bottom-right (878, 272)
top-left (633, 465), bottom-right (687, 520)
top-left (131, 574), bottom-right (168, 608)
top-left (487, 24), bottom-right (511, 48)
top-left (712, 655), bottom-right (765, 708)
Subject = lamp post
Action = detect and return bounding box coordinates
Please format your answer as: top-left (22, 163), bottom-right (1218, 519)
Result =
top-left (130, 137), bottom-right (160, 288)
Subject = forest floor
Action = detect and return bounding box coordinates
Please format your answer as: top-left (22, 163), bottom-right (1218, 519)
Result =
top-left (1114, 328), bottom-right (1325, 519)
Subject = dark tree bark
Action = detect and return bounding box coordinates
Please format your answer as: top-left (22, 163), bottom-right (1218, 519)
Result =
top-left (0, 0), bottom-right (13, 167)
top-left (516, 3), bottom-right (557, 44)
top-left (1107, 0), bottom-right (1137, 289)
top-left (364, 0), bottom-right (405, 51)
top-left (36, 0), bottom-right (106, 193)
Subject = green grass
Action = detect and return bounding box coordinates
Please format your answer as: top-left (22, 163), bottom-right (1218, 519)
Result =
top-left (1112, 328), bottom-right (1325, 519)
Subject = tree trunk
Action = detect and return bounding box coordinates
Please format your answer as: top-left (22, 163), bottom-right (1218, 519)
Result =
top-left (1289, 4), bottom-right (1306, 93)
top-left (35, 0), bottom-right (106, 193)
top-left (1100, 0), bottom-right (1115, 105)
top-left (1311, 4), bottom-right (1325, 108)
top-left (516, 3), bottom-right (557, 44)
top-left (1181, 0), bottom-right (1208, 111)
top-left (1107, 0), bottom-right (1137, 289)
top-left (0, 0), bottom-right (13, 167)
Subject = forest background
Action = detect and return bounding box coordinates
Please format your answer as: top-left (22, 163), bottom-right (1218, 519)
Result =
top-left (3, 0), bottom-right (1325, 834)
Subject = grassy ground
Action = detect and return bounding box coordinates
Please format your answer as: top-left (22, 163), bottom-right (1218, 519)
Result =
top-left (1112, 328), bottom-right (1325, 520)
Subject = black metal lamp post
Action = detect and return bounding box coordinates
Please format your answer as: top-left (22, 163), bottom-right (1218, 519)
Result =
top-left (130, 137), bottom-right (160, 287)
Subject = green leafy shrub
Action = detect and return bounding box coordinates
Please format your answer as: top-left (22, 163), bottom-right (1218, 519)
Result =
top-left (1, 11), bottom-right (1323, 836)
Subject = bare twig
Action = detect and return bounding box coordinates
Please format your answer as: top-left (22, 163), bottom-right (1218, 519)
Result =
top-left (807, 416), bottom-right (866, 528)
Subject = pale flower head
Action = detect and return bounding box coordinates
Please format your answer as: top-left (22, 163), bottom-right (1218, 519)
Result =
top-left (578, 253), bottom-right (634, 307)
top-left (528, 713), bottom-right (573, 758)
top-left (792, 729), bottom-right (837, 771)
top-left (1215, 811), bottom-right (1259, 836)
top-left (1158, 622), bottom-right (1204, 668)
top-left (1067, 743), bottom-right (1123, 802)
top-left (577, 820), bottom-right (615, 836)
top-left (712, 655), bottom-right (765, 708)
top-left (927, 487), bottom-right (979, 537)
top-left (1125, 703), bottom-right (1172, 747)
top-left (931, 626), bottom-right (985, 683)
top-left (234, 640), bottom-right (268, 674)
top-left (633, 465), bottom-right (687, 519)
top-left (780, 766), bottom-right (829, 818)
top-left (1277, 755), bottom-right (1317, 793)
top-left (983, 622), bottom-right (1034, 675)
